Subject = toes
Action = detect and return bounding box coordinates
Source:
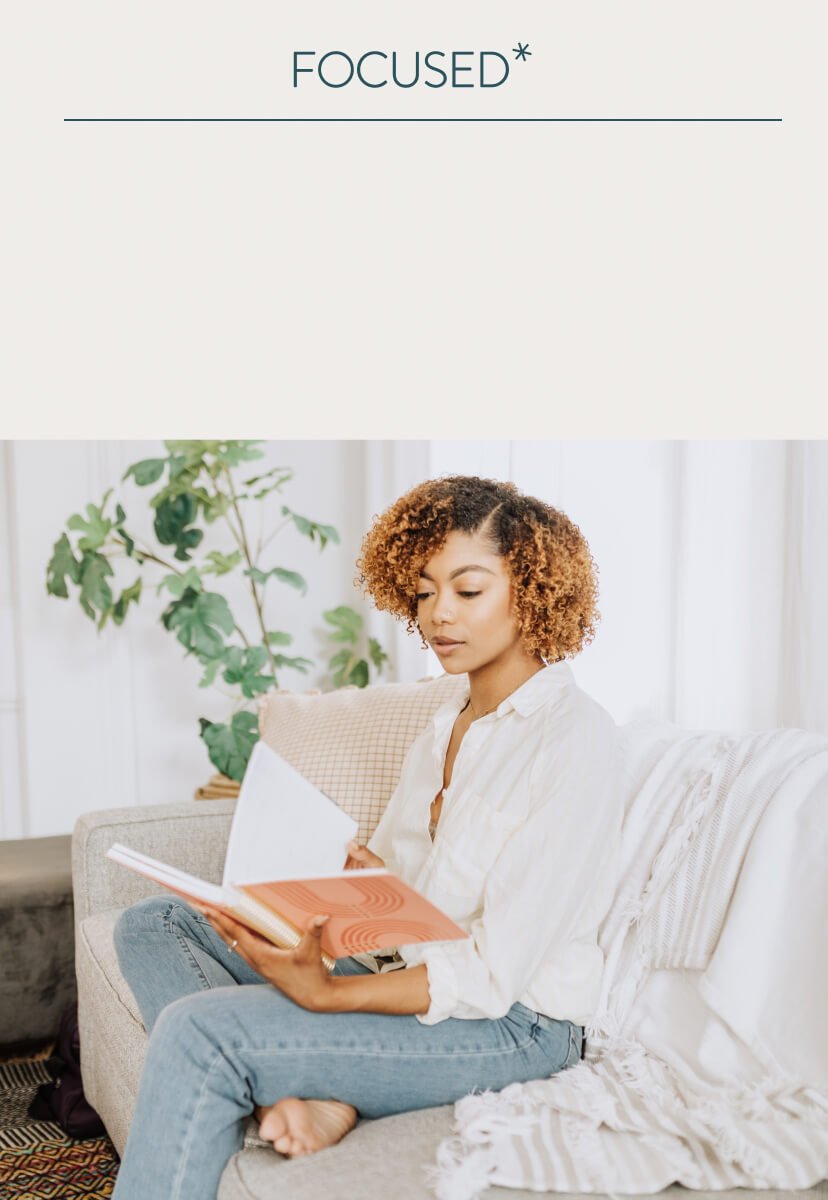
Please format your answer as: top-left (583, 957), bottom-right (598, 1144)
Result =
top-left (259, 1109), bottom-right (287, 1140)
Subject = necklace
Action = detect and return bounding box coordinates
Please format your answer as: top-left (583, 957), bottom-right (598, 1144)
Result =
top-left (461, 696), bottom-right (499, 721)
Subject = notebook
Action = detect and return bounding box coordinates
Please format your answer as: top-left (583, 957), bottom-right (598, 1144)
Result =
top-left (106, 740), bottom-right (468, 972)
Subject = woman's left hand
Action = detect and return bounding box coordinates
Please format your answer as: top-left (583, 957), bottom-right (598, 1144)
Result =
top-left (196, 905), bottom-right (336, 1012)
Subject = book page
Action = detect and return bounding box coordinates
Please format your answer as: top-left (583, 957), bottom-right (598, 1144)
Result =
top-left (107, 843), bottom-right (226, 905)
top-left (222, 741), bottom-right (358, 886)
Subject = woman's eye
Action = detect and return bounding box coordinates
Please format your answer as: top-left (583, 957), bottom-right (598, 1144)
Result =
top-left (415, 590), bottom-right (480, 601)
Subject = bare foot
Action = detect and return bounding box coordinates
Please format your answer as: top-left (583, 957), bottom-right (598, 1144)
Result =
top-left (255, 1097), bottom-right (357, 1157)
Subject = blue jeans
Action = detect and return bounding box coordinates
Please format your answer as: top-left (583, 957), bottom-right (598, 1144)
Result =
top-left (111, 896), bottom-right (583, 1200)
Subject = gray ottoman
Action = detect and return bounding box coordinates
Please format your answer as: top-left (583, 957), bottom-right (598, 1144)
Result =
top-left (0, 834), bottom-right (77, 1048)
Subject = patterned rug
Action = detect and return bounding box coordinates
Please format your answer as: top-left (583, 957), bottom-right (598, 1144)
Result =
top-left (0, 1057), bottom-right (119, 1197)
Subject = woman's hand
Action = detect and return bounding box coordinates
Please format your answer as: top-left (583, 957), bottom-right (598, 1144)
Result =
top-left (196, 905), bottom-right (336, 1012)
top-left (344, 840), bottom-right (385, 870)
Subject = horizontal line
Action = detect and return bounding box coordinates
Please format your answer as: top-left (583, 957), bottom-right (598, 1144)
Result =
top-left (63, 117), bottom-right (783, 123)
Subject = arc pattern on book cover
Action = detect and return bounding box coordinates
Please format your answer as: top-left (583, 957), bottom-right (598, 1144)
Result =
top-left (340, 918), bottom-right (441, 953)
top-left (269, 878), bottom-right (404, 918)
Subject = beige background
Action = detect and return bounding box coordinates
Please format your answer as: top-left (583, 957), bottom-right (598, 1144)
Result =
top-left (2, 1), bottom-right (826, 434)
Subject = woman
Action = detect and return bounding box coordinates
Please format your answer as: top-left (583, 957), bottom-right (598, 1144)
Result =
top-left (111, 474), bottom-right (621, 1200)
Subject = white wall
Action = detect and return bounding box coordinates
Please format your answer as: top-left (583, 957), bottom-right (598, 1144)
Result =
top-left (2, 438), bottom-right (825, 839)
top-left (427, 439), bottom-right (827, 733)
top-left (1, 440), bottom-right (419, 837)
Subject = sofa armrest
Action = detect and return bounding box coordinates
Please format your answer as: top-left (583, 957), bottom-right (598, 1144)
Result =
top-left (72, 799), bottom-right (236, 923)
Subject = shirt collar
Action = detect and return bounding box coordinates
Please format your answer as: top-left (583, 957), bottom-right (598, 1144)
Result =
top-left (432, 660), bottom-right (574, 734)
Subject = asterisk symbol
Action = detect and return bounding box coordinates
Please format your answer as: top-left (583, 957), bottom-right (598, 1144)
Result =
top-left (513, 42), bottom-right (531, 62)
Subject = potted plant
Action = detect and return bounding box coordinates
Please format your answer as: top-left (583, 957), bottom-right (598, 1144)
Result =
top-left (46, 440), bottom-right (390, 786)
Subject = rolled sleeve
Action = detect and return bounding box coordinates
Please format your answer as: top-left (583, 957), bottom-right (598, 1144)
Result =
top-left (415, 944), bottom-right (461, 1025)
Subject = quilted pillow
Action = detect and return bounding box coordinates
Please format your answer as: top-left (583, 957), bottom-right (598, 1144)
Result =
top-left (257, 674), bottom-right (467, 842)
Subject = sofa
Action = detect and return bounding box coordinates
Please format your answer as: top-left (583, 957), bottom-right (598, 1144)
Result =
top-left (72, 676), bottom-right (828, 1200)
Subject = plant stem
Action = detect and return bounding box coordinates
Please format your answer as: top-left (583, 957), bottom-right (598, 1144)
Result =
top-left (222, 465), bottom-right (278, 680)
top-left (214, 490), bottom-right (245, 553)
top-left (111, 536), bottom-right (182, 575)
top-left (110, 533), bottom-right (251, 649)
top-left (258, 515), bottom-right (292, 555)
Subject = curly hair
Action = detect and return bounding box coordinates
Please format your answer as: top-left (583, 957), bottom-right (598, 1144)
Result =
top-left (354, 475), bottom-right (600, 661)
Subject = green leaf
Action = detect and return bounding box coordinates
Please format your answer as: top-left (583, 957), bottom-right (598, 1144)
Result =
top-left (165, 440), bottom-right (211, 457)
top-left (323, 605), bottom-right (362, 644)
top-left (367, 636), bottom-right (390, 672)
top-left (199, 711), bottom-right (259, 781)
top-left (271, 653), bottom-right (313, 673)
top-left (237, 466), bottom-right (293, 501)
top-left (280, 506), bottom-right (340, 550)
top-left (198, 656), bottom-right (225, 689)
top-left (265, 630), bottom-right (292, 646)
top-left (161, 588), bottom-right (234, 659)
top-left (221, 646), bottom-right (274, 698)
top-left (153, 493), bottom-right (204, 562)
top-left (214, 441), bottom-right (264, 469)
top-left (113, 504), bottom-right (136, 557)
top-left (111, 578), bottom-right (142, 626)
top-left (123, 458), bottom-right (166, 487)
top-left (203, 549), bottom-right (242, 576)
top-left (329, 646), bottom-right (358, 687)
top-left (167, 453), bottom-right (189, 480)
top-left (347, 660), bottom-right (370, 688)
top-left (242, 465), bottom-right (293, 488)
top-left (67, 502), bottom-right (113, 552)
top-left (245, 566), bottom-right (307, 594)
top-left (78, 552), bottom-right (114, 621)
top-left (46, 533), bottom-right (81, 598)
top-left (199, 491), bottom-right (230, 523)
top-left (158, 567), bottom-right (203, 599)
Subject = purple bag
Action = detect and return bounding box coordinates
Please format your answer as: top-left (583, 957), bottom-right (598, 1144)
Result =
top-left (29, 1001), bottom-right (106, 1139)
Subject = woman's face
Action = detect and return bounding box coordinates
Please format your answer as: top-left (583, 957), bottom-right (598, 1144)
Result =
top-left (416, 529), bottom-right (529, 675)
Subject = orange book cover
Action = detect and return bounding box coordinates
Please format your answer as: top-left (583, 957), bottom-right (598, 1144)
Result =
top-left (239, 872), bottom-right (468, 958)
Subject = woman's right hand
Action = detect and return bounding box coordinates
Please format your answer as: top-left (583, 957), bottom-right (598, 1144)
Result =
top-left (344, 840), bottom-right (385, 870)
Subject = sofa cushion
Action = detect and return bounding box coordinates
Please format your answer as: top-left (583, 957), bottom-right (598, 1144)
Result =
top-left (218, 1105), bottom-right (458, 1200)
top-left (258, 674), bottom-right (467, 842)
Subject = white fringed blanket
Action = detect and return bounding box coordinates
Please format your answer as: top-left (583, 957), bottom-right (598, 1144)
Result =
top-left (426, 721), bottom-right (828, 1199)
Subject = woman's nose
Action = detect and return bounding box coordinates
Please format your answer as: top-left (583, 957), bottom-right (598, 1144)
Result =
top-left (432, 595), bottom-right (457, 622)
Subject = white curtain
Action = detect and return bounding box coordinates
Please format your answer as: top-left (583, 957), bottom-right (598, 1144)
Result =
top-left (361, 441), bottom-right (437, 684)
top-left (379, 440), bottom-right (828, 737)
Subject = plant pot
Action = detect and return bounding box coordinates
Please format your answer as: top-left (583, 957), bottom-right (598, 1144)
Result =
top-left (194, 773), bottom-right (241, 801)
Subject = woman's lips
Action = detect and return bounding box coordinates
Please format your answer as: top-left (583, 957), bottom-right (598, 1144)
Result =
top-left (433, 641), bottom-right (464, 655)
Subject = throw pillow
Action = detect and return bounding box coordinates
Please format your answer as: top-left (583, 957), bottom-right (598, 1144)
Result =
top-left (257, 674), bottom-right (467, 842)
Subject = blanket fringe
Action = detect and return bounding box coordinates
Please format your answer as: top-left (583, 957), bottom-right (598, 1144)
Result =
top-left (691, 1097), bottom-right (776, 1182)
top-left (423, 1136), bottom-right (497, 1200)
top-left (452, 1087), bottom-right (541, 1140)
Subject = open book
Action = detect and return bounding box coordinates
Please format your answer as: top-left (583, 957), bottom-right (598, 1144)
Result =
top-left (107, 740), bottom-right (468, 972)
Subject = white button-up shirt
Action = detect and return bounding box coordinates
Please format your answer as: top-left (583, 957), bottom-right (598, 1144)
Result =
top-left (366, 662), bottom-right (621, 1026)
